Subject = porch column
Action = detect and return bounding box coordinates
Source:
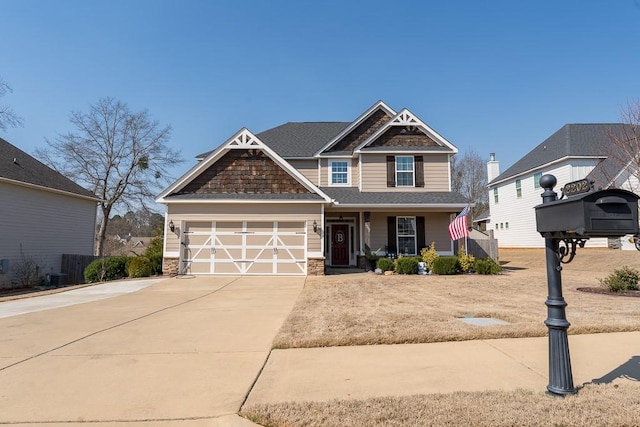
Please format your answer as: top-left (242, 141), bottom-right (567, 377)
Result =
top-left (363, 211), bottom-right (371, 252)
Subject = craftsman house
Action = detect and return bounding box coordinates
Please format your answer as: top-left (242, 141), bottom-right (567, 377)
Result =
top-left (0, 137), bottom-right (99, 289)
top-left (487, 123), bottom-right (638, 248)
top-left (157, 101), bottom-right (467, 275)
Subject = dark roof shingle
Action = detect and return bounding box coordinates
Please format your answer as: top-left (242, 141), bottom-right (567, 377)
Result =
top-left (321, 187), bottom-right (467, 205)
top-left (0, 137), bottom-right (96, 198)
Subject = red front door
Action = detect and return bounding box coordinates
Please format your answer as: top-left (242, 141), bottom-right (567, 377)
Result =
top-left (331, 224), bottom-right (349, 266)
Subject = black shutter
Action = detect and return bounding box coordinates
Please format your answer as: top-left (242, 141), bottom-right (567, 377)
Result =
top-left (387, 216), bottom-right (397, 254)
top-left (415, 156), bottom-right (424, 187)
top-left (416, 216), bottom-right (426, 252)
top-left (386, 156), bottom-right (396, 187)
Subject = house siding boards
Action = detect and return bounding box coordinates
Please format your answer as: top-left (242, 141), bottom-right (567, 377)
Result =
top-left (365, 127), bottom-right (439, 148)
top-left (0, 182), bottom-right (96, 289)
top-left (288, 159), bottom-right (318, 185)
top-left (360, 153), bottom-right (450, 192)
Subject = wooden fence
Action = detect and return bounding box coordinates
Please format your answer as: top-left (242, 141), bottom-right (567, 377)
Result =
top-left (61, 254), bottom-right (98, 285)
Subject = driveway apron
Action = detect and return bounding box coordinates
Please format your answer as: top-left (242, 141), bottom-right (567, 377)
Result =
top-left (0, 275), bottom-right (304, 425)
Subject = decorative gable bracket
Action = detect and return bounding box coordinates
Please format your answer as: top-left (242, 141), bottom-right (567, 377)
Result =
top-left (227, 131), bottom-right (261, 149)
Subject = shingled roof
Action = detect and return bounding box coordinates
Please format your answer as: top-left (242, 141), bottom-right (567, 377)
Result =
top-left (490, 124), bottom-right (629, 185)
top-left (0, 137), bottom-right (97, 199)
top-left (197, 122), bottom-right (350, 159)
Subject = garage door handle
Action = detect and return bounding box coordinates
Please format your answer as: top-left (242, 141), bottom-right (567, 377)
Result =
top-left (273, 248), bottom-right (278, 255)
top-left (211, 247), bottom-right (216, 254)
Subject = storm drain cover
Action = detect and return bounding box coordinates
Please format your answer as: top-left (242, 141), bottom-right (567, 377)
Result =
top-left (458, 317), bottom-right (509, 326)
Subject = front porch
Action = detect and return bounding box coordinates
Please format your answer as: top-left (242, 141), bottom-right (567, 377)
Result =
top-left (321, 209), bottom-right (455, 268)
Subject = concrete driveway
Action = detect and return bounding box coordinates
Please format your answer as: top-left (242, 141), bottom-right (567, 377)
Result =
top-left (0, 275), bottom-right (305, 426)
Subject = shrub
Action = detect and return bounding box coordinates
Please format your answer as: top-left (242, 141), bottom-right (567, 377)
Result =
top-left (84, 256), bottom-right (132, 283)
top-left (458, 249), bottom-right (476, 273)
top-left (420, 242), bottom-right (439, 272)
top-left (145, 233), bottom-right (164, 275)
top-left (432, 256), bottom-right (460, 275)
top-left (599, 266), bottom-right (639, 292)
top-left (474, 258), bottom-right (502, 275)
top-left (395, 256), bottom-right (419, 275)
top-left (128, 256), bottom-right (153, 278)
top-left (376, 257), bottom-right (394, 272)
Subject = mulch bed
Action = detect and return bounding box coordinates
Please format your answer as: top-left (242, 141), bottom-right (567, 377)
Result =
top-left (576, 287), bottom-right (640, 297)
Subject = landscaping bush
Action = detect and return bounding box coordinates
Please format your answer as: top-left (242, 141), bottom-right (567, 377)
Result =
top-left (599, 265), bottom-right (639, 292)
top-left (127, 256), bottom-right (153, 278)
top-left (376, 257), bottom-right (394, 272)
top-left (395, 256), bottom-right (420, 275)
top-left (420, 242), bottom-right (439, 272)
top-left (84, 256), bottom-right (131, 283)
top-left (145, 233), bottom-right (164, 275)
top-left (474, 258), bottom-right (502, 275)
top-left (432, 256), bottom-right (460, 275)
top-left (458, 249), bottom-right (476, 273)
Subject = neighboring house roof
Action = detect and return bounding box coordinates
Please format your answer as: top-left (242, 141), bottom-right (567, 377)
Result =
top-left (0, 137), bottom-right (97, 199)
top-left (321, 187), bottom-right (467, 207)
top-left (489, 124), bottom-right (629, 185)
top-left (473, 209), bottom-right (490, 223)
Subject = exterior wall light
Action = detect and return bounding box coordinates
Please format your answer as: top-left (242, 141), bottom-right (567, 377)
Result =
top-left (169, 220), bottom-right (175, 232)
top-left (313, 220), bottom-right (318, 232)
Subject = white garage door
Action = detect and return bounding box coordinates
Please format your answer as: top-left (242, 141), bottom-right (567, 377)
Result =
top-left (181, 221), bottom-right (307, 275)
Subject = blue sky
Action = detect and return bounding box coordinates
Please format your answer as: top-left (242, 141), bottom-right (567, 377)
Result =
top-left (2, 0), bottom-right (640, 188)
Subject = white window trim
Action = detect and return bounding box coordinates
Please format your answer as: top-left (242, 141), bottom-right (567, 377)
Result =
top-left (395, 155), bottom-right (415, 187)
top-left (515, 179), bottom-right (522, 198)
top-left (397, 216), bottom-right (417, 255)
top-left (329, 159), bottom-right (350, 186)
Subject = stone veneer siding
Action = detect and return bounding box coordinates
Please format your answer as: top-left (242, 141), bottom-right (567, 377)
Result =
top-left (307, 257), bottom-right (325, 275)
top-left (162, 257), bottom-right (179, 276)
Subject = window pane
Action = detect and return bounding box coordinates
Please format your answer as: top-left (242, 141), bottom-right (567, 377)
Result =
top-left (397, 217), bottom-right (416, 235)
top-left (398, 237), bottom-right (416, 255)
top-left (534, 172), bottom-right (542, 189)
top-left (397, 171), bottom-right (413, 186)
top-left (396, 156), bottom-right (413, 171)
top-left (331, 161), bottom-right (348, 184)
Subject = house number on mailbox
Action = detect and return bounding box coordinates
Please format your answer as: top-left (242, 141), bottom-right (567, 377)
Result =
top-left (562, 179), bottom-right (591, 197)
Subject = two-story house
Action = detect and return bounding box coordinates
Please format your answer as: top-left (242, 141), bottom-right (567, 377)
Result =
top-left (156, 101), bottom-right (467, 275)
top-left (487, 123), bottom-right (636, 248)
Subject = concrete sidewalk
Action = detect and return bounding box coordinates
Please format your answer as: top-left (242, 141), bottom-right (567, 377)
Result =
top-left (246, 331), bottom-right (640, 405)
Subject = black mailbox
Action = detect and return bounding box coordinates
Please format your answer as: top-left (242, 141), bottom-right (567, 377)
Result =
top-left (535, 188), bottom-right (639, 239)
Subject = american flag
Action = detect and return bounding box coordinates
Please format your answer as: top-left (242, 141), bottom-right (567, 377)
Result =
top-left (448, 205), bottom-right (470, 240)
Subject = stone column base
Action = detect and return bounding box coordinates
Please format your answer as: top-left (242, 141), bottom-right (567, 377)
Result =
top-left (162, 257), bottom-right (179, 276)
top-left (307, 257), bottom-right (325, 275)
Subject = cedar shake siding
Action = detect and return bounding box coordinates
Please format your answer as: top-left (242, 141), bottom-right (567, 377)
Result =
top-left (366, 127), bottom-right (439, 148)
top-left (175, 149), bottom-right (312, 195)
top-left (327, 109), bottom-right (391, 153)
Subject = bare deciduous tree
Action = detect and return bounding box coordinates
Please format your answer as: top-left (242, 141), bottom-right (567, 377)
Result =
top-left (0, 78), bottom-right (23, 131)
top-left (36, 97), bottom-right (184, 256)
top-left (602, 99), bottom-right (640, 193)
top-left (451, 147), bottom-right (489, 220)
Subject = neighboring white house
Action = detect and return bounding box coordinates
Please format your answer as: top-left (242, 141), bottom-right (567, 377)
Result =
top-left (487, 124), bottom-right (637, 248)
top-left (0, 137), bottom-right (99, 289)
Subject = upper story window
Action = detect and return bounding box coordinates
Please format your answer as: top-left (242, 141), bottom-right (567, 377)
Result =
top-left (386, 156), bottom-right (424, 188)
top-left (534, 172), bottom-right (542, 189)
top-left (493, 188), bottom-right (499, 203)
top-left (515, 179), bottom-right (522, 198)
top-left (396, 156), bottom-right (414, 187)
top-left (330, 160), bottom-right (349, 186)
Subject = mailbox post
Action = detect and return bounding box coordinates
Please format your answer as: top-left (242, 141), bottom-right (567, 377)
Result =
top-left (535, 174), bottom-right (639, 396)
top-left (539, 174), bottom-right (576, 395)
